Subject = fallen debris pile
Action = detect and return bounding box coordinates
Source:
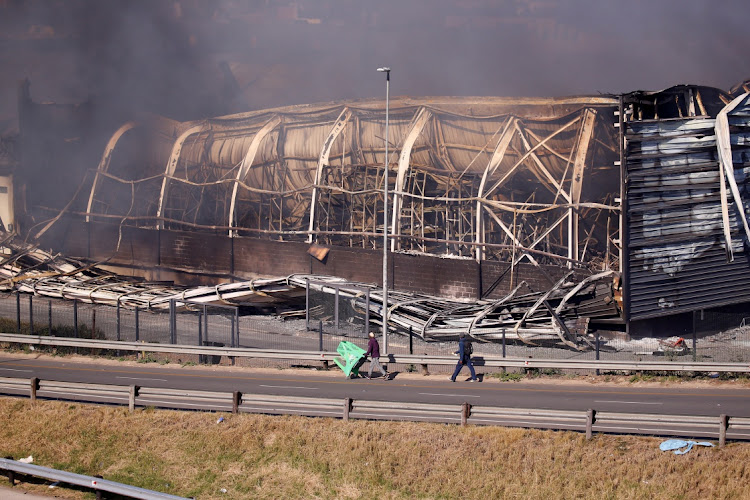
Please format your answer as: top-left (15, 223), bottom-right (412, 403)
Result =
top-left (292, 271), bottom-right (622, 349)
top-left (0, 231), bottom-right (623, 349)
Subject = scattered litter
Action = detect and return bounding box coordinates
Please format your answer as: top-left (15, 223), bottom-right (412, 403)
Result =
top-left (49, 482), bottom-right (59, 489)
top-left (657, 337), bottom-right (688, 354)
top-left (659, 439), bottom-right (714, 454)
top-left (18, 455), bottom-right (33, 463)
top-left (220, 488), bottom-right (227, 493)
top-left (216, 417), bottom-right (224, 424)
top-left (709, 372), bottom-right (720, 378)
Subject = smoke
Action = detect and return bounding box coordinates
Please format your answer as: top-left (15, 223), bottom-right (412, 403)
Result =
top-left (2, 0), bottom-right (749, 121)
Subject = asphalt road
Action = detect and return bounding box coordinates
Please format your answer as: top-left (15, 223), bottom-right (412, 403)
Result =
top-left (1, 353), bottom-right (749, 418)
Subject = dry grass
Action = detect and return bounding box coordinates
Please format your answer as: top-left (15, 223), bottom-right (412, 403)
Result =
top-left (1, 397), bottom-right (749, 500)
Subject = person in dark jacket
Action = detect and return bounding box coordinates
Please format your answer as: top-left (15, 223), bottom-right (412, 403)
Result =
top-left (364, 332), bottom-right (389, 380)
top-left (450, 333), bottom-right (478, 382)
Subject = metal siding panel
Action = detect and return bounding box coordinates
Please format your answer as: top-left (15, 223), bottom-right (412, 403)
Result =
top-left (626, 114), bottom-right (750, 320)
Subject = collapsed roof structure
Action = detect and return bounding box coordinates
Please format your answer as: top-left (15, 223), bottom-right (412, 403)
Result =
top-left (82, 95), bottom-right (620, 267)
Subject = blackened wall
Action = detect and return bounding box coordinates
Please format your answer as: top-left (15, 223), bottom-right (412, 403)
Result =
top-left (39, 219), bottom-right (582, 300)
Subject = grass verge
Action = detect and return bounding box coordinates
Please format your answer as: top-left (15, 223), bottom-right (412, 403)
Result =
top-left (1, 397), bottom-right (749, 499)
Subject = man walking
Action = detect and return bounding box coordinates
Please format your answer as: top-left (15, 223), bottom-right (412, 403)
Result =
top-left (363, 332), bottom-right (389, 380)
top-left (450, 333), bottom-right (478, 382)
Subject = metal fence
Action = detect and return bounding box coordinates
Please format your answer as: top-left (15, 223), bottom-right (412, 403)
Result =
top-left (2, 290), bottom-right (750, 371)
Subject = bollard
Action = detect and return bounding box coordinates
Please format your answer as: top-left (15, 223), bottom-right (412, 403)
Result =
top-left (344, 397), bottom-right (352, 422)
top-left (461, 402), bottom-right (471, 426)
top-left (233, 391), bottom-right (241, 414)
top-left (30, 377), bottom-right (39, 402)
top-left (586, 409), bottom-right (595, 439)
top-left (719, 414), bottom-right (728, 447)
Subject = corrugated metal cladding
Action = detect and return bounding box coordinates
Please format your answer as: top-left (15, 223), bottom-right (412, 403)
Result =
top-left (625, 107), bottom-right (750, 321)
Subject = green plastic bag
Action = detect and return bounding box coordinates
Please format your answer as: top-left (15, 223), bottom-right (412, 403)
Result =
top-left (333, 341), bottom-right (366, 378)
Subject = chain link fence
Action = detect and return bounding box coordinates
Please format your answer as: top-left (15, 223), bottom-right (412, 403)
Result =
top-left (1, 290), bottom-right (749, 373)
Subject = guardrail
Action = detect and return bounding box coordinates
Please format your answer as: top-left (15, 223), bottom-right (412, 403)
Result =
top-left (1, 376), bottom-right (749, 444)
top-left (0, 458), bottom-right (186, 499)
top-left (2, 333), bottom-right (750, 373)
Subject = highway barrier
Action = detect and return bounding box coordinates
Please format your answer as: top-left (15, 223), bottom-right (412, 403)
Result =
top-left (1, 375), bottom-right (748, 444)
top-left (0, 457), bottom-right (186, 499)
top-left (1, 333), bottom-right (750, 374)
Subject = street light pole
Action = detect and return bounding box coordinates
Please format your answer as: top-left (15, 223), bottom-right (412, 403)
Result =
top-left (377, 66), bottom-right (390, 354)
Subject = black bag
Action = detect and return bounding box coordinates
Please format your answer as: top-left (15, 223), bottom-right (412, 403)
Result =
top-left (463, 338), bottom-right (473, 357)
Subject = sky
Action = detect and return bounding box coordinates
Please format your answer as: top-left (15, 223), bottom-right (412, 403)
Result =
top-left (0, 0), bottom-right (748, 124)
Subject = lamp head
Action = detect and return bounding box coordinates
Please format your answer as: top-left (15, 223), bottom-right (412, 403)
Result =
top-left (377, 67), bottom-right (390, 73)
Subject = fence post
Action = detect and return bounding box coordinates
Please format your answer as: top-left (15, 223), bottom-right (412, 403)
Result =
top-left (334, 285), bottom-right (340, 332)
top-left (305, 278), bottom-right (310, 331)
top-left (319, 321), bottom-right (323, 352)
top-left (692, 311), bottom-right (698, 362)
top-left (586, 409), bottom-right (595, 439)
top-left (16, 291), bottom-right (20, 333)
top-left (48, 300), bottom-right (52, 337)
top-left (198, 310), bottom-right (203, 364)
top-left (73, 300), bottom-right (78, 338)
top-left (502, 329), bottom-right (506, 373)
top-left (116, 301), bottom-right (121, 342)
top-left (230, 309), bottom-right (236, 366)
top-left (28, 294), bottom-right (34, 335)
top-left (73, 300), bottom-right (78, 354)
top-left (203, 305), bottom-right (208, 348)
top-left (232, 391), bottom-right (241, 414)
top-left (169, 299), bottom-right (176, 344)
top-left (461, 402), bottom-right (471, 426)
top-left (365, 288), bottom-right (370, 336)
top-left (343, 397), bottom-right (351, 422)
top-left (409, 326), bottom-right (413, 355)
top-left (135, 307), bottom-right (140, 343)
top-left (595, 336), bottom-right (600, 376)
top-left (30, 377), bottom-right (38, 402)
top-left (719, 414), bottom-right (728, 447)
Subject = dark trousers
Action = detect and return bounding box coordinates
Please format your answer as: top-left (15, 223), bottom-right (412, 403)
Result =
top-left (451, 357), bottom-right (476, 381)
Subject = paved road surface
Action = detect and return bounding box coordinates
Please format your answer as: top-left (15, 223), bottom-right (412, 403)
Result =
top-left (1, 353), bottom-right (749, 417)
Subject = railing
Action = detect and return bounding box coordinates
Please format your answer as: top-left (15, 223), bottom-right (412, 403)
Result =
top-left (1, 376), bottom-right (749, 444)
top-left (1, 333), bottom-right (749, 373)
top-left (0, 458), bottom-right (186, 499)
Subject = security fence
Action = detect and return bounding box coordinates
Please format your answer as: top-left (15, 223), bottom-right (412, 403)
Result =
top-left (305, 278), bottom-right (371, 338)
top-left (1, 290), bottom-right (750, 371)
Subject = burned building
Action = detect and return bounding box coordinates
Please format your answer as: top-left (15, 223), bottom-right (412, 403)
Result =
top-left (4, 78), bottom-right (750, 340)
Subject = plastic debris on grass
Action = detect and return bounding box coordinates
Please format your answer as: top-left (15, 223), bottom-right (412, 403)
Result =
top-left (660, 439), bottom-right (714, 454)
